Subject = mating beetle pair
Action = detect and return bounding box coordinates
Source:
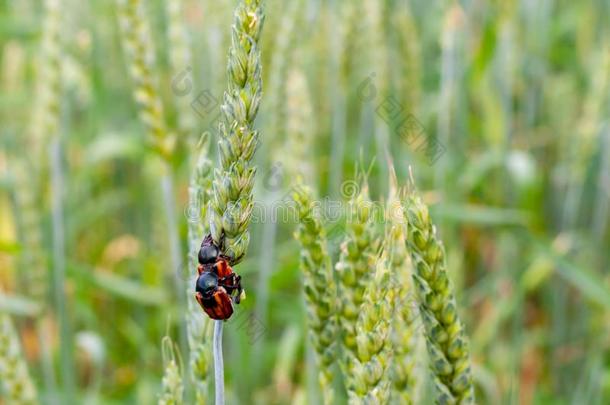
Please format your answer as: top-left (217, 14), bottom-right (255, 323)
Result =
top-left (194, 235), bottom-right (243, 320)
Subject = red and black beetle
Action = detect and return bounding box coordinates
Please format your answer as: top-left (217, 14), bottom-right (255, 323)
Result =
top-left (194, 235), bottom-right (243, 320)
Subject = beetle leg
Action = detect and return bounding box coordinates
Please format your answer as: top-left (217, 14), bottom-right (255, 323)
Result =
top-left (197, 264), bottom-right (205, 275)
top-left (233, 275), bottom-right (243, 304)
top-left (194, 291), bottom-right (205, 308)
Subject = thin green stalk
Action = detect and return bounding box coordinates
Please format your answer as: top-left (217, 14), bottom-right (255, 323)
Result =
top-left (254, 208), bottom-right (276, 327)
top-left (186, 136), bottom-right (214, 404)
top-left (160, 170), bottom-right (188, 361)
top-left (363, 0), bottom-right (389, 195)
top-left (213, 321), bottom-right (224, 405)
top-left (593, 126), bottom-right (610, 240)
top-left (393, 0), bottom-right (421, 116)
top-left (403, 190), bottom-right (474, 404)
top-left (561, 46), bottom-right (610, 229)
top-left (293, 184), bottom-right (337, 404)
top-left (49, 138), bottom-right (76, 402)
top-left (0, 314), bottom-right (38, 404)
top-left (35, 0), bottom-right (77, 399)
top-left (166, 0), bottom-right (195, 137)
top-left (330, 1), bottom-right (359, 195)
top-left (435, 5), bottom-right (461, 187)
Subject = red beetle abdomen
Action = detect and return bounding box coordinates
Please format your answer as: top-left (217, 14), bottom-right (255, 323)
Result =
top-left (202, 288), bottom-right (234, 320)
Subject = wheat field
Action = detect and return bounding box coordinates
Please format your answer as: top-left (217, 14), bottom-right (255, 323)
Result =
top-left (1, 0), bottom-right (609, 404)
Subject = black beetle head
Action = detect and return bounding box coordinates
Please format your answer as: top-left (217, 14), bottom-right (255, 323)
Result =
top-left (198, 243), bottom-right (220, 265)
top-left (196, 272), bottom-right (218, 297)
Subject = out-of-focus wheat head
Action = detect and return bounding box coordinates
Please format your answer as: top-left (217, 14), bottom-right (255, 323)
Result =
top-left (166, 0), bottom-right (195, 137)
top-left (293, 184), bottom-right (337, 404)
top-left (0, 314), bottom-right (38, 405)
top-left (266, 0), bottom-right (303, 154)
top-left (279, 68), bottom-right (313, 182)
top-left (117, 0), bottom-right (175, 159)
top-left (30, 0), bottom-right (61, 152)
top-left (335, 184), bottom-right (380, 377)
top-left (403, 192), bottom-right (474, 404)
top-left (15, 0), bottom-right (62, 305)
top-left (208, 0), bottom-right (264, 264)
top-left (159, 337), bottom-right (184, 405)
top-left (12, 162), bottom-right (47, 302)
top-left (186, 134), bottom-right (214, 404)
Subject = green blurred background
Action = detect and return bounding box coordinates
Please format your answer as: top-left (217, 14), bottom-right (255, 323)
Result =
top-left (1, 0), bottom-right (609, 403)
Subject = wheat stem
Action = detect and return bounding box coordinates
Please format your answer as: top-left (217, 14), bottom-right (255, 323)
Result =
top-left (166, 0), bottom-right (195, 137)
top-left (50, 137), bottom-right (77, 402)
top-left (293, 184), bottom-right (337, 404)
top-left (160, 171), bottom-right (189, 361)
top-left (186, 136), bottom-right (214, 404)
top-left (213, 321), bottom-right (224, 405)
top-left (393, 0), bottom-right (421, 115)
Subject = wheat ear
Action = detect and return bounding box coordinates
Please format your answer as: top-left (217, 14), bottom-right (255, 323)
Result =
top-left (293, 184), bottom-right (337, 404)
top-left (208, 0), bottom-right (265, 265)
top-left (29, 0), bottom-right (61, 160)
top-left (280, 68), bottom-right (314, 182)
top-left (186, 134), bottom-right (214, 404)
top-left (159, 337), bottom-right (184, 405)
top-left (10, 0), bottom-right (63, 396)
top-left (166, 0), bottom-right (195, 136)
top-left (349, 248), bottom-right (394, 404)
top-left (117, 0), bottom-right (175, 159)
top-left (17, 0), bottom-right (61, 300)
top-left (207, 1), bottom-right (265, 403)
top-left (0, 314), bottom-right (38, 404)
top-left (387, 183), bottom-right (421, 405)
top-left (403, 191), bottom-right (474, 404)
top-left (335, 184), bottom-right (380, 379)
